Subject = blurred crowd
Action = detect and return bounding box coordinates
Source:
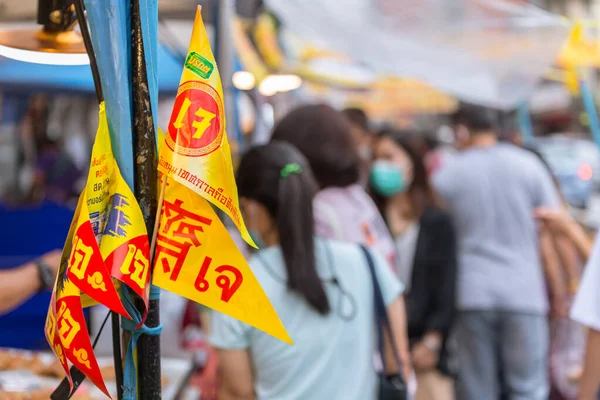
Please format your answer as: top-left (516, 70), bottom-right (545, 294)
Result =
top-left (3, 99), bottom-right (600, 400)
top-left (208, 102), bottom-right (599, 400)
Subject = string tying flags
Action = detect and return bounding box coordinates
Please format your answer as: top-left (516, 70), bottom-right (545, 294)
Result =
top-left (120, 285), bottom-right (162, 400)
top-left (280, 163), bottom-right (302, 179)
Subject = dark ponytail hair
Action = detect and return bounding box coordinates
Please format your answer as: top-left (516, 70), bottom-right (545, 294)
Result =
top-left (236, 141), bottom-right (330, 315)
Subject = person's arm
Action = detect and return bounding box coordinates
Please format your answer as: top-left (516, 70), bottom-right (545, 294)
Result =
top-left (578, 329), bottom-right (600, 400)
top-left (562, 218), bottom-right (593, 261)
top-left (209, 309), bottom-right (255, 400)
top-left (413, 216), bottom-right (457, 371)
top-left (534, 208), bottom-right (593, 262)
top-left (216, 349), bottom-right (255, 400)
top-left (555, 235), bottom-right (582, 294)
top-left (384, 295), bottom-right (412, 380)
top-left (424, 216), bottom-right (457, 337)
top-left (0, 262), bottom-right (40, 314)
top-left (0, 250), bottom-right (61, 315)
top-left (539, 226), bottom-right (568, 319)
top-left (371, 249), bottom-right (412, 380)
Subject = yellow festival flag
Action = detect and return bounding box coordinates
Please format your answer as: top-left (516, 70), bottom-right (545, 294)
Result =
top-left (81, 102), bottom-right (152, 320)
top-left (152, 179), bottom-right (292, 344)
top-left (45, 195), bottom-right (111, 398)
top-left (46, 103), bottom-right (152, 396)
top-left (158, 6), bottom-right (255, 248)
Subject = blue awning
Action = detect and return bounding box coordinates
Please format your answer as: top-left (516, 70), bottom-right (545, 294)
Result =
top-left (0, 44), bottom-right (183, 95)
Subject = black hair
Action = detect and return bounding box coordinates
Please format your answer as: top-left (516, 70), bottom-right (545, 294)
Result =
top-left (452, 102), bottom-right (499, 133)
top-left (342, 107), bottom-right (369, 132)
top-left (270, 104), bottom-right (361, 189)
top-left (236, 141), bottom-right (330, 315)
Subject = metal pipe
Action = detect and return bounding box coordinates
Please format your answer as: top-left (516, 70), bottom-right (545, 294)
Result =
top-left (74, 0), bottom-right (103, 102)
top-left (51, 3), bottom-right (128, 400)
top-left (74, 4), bottom-right (127, 400)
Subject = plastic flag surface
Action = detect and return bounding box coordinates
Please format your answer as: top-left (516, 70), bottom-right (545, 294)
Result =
top-left (153, 179), bottom-right (292, 344)
top-left (158, 7), bottom-right (255, 248)
top-left (154, 7), bottom-right (291, 344)
top-left (45, 103), bottom-right (152, 398)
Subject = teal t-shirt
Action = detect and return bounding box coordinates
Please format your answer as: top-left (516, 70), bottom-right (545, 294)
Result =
top-left (210, 238), bottom-right (403, 400)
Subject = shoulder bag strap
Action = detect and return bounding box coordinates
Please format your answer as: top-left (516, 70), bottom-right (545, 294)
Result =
top-left (360, 245), bottom-right (404, 377)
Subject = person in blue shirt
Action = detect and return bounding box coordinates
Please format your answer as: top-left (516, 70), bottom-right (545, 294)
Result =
top-left (210, 141), bottom-right (412, 400)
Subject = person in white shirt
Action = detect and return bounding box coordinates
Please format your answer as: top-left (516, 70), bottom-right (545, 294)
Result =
top-left (570, 237), bottom-right (600, 400)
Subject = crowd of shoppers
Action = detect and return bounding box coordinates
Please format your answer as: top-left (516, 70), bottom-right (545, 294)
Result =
top-left (4, 98), bottom-right (596, 399)
top-left (207, 102), bottom-right (600, 400)
top-left (211, 141), bottom-right (410, 399)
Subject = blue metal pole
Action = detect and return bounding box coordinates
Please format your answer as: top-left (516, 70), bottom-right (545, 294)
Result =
top-left (83, 2), bottom-right (135, 399)
top-left (83, 0), bottom-right (134, 189)
top-left (517, 102), bottom-right (534, 147)
top-left (580, 69), bottom-right (600, 148)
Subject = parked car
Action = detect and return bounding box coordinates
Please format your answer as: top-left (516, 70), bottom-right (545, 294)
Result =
top-left (535, 135), bottom-right (600, 209)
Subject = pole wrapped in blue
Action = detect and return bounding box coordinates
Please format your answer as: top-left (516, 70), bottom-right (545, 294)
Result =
top-left (81, 2), bottom-right (136, 398)
top-left (517, 102), bottom-right (534, 147)
top-left (580, 69), bottom-right (600, 148)
top-left (120, 286), bottom-right (162, 400)
top-left (83, 0), bottom-right (134, 188)
top-left (131, 0), bottom-right (161, 398)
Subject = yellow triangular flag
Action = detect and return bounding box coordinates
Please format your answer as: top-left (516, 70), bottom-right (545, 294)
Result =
top-left (158, 6), bottom-right (256, 248)
top-left (152, 179), bottom-right (292, 344)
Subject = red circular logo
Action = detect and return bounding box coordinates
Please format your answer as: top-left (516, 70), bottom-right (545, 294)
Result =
top-left (167, 81), bottom-right (224, 157)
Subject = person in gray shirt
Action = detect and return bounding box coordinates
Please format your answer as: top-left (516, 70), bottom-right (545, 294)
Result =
top-left (432, 104), bottom-right (560, 400)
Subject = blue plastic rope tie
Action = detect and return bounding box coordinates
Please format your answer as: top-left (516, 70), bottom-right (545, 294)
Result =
top-left (120, 285), bottom-right (162, 400)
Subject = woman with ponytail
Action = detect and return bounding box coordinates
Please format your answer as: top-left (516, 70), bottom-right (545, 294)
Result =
top-left (210, 141), bottom-right (411, 400)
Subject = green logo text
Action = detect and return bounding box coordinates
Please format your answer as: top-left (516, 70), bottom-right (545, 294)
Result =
top-left (185, 52), bottom-right (214, 79)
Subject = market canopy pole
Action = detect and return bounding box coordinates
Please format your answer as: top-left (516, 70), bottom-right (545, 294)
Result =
top-left (130, 0), bottom-right (161, 397)
top-left (78, 0), bottom-right (162, 398)
top-left (83, 1), bottom-right (135, 398)
top-left (51, 1), bottom-right (125, 398)
top-left (72, 2), bottom-right (127, 398)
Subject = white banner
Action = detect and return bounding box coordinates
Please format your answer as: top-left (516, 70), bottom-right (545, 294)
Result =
top-left (266, 0), bottom-right (570, 109)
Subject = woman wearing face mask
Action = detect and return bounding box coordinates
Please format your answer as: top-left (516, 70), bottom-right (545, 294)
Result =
top-left (370, 130), bottom-right (457, 400)
top-left (210, 141), bottom-right (412, 400)
top-left (271, 104), bottom-right (396, 267)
